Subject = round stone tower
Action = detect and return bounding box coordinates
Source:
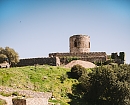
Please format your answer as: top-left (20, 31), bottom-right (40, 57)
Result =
top-left (69, 34), bottom-right (90, 53)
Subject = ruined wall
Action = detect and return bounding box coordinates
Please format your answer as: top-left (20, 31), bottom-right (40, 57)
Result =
top-left (110, 52), bottom-right (125, 64)
top-left (49, 52), bottom-right (107, 65)
top-left (12, 98), bottom-right (49, 105)
top-left (70, 35), bottom-right (90, 53)
top-left (17, 57), bottom-right (60, 67)
top-left (60, 56), bottom-right (106, 65)
top-left (0, 86), bottom-right (52, 105)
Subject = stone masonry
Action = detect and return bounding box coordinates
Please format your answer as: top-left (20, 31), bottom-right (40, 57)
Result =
top-left (17, 57), bottom-right (60, 67)
top-left (70, 35), bottom-right (90, 53)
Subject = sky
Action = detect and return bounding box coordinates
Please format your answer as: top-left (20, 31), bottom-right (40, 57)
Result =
top-left (0, 0), bottom-right (130, 63)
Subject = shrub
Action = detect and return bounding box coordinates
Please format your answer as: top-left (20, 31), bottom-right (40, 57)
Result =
top-left (77, 65), bottom-right (130, 105)
top-left (12, 91), bottom-right (19, 96)
top-left (66, 56), bottom-right (79, 62)
top-left (0, 92), bottom-right (12, 97)
top-left (70, 64), bottom-right (86, 79)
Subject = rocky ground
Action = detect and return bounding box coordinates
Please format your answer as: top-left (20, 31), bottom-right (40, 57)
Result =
top-left (0, 86), bottom-right (52, 105)
top-left (65, 60), bottom-right (96, 68)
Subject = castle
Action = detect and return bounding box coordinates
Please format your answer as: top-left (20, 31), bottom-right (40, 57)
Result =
top-left (17, 34), bottom-right (125, 67)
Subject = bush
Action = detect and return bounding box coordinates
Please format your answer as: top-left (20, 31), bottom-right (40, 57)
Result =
top-left (0, 47), bottom-right (19, 66)
top-left (12, 91), bottom-right (19, 96)
top-left (66, 56), bottom-right (79, 62)
top-left (71, 65), bottom-right (130, 105)
top-left (70, 64), bottom-right (86, 79)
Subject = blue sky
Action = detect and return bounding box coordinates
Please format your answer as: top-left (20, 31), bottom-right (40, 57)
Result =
top-left (0, 0), bottom-right (130, 63)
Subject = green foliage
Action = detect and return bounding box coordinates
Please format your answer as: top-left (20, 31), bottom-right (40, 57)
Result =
top-left (0, 47), bottom-right (19, 66)
top-left (2, 64), bottom-right (129, 104)
top-left (12, 91), bottom-right (19, 96)
top-left (0, 65), bottom-right (76, 104)
top-left (116, 64), bottom-right (130, 82)
top-left (0, 54), bottom-right (7, 63)
top-left (0, 92), bottom-right (12, 97)
top-left (70, 64), bottom-right (87, 79)
top-left (0, 98), bottom-right (7, 105)
top-left (60, 74), bottom-right (68, 83)
top-left (71, 65), bottom-right (130, 105)
top-left (66, 56), bottom-right (79, 63)
top-left (94, 59), bottom-right (116, 66)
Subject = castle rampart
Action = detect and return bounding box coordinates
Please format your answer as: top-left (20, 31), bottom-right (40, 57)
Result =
top-left (49, 52), bottom-right (107, 64)
top-left (17, 57), bottom-right (60, 67)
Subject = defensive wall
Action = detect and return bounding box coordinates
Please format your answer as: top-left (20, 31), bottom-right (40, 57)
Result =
top-left (49, 52), bottom-right (107, 65)
top-left (17, 52), bottom-right (107, 67)
top-left (17, 57), bottom-right (60, 67)
top-left (60, 56), bottom-right (106, 65)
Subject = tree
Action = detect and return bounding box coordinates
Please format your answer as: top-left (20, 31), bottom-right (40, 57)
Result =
top-left (70, 64), bottom-right (87, 79)
top-left (71, 65), bottom-right (130, 105)
top-left (0, 54), bottom-right (7, 63)
top-left (0, 47), bottom-right (7, 63)
top-left (0, 47), bottom-right (19, 66)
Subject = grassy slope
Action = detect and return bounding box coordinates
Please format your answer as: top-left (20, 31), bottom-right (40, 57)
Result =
top-left (0, 65), bottom-right (79, 104)
top-left (0, 98), bottom-right (7, 105)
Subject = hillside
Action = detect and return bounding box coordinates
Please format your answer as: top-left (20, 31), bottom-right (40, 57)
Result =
top-left (0, 65), bottom-right (79, 105)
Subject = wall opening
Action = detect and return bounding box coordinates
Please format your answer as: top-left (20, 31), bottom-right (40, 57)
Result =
top-left (89, 42), bottom-right (90, 48)
top-left (74, 39), bottom-right (77, 47)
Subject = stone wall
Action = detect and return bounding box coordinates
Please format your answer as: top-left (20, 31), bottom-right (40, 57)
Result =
top-left (60, 56), bottom-right (106, 65)
top-left (49, 52), bottom-right (107, 65)
top-left (0, 86), bottom-right (52, 105)
top-left (12, 99), bottom-right (26, 105)
top-left (111, 52), bottom-right (125, 64)
top-left (17, 52), bottom-right (107, 67)
top-left (12, 98), bottom-right (48, 105)
top-left (17, 57), bottom-right (60, 67)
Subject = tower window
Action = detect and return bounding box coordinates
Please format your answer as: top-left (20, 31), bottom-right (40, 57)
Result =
top-left (74, 40), bottom-right (77, 47)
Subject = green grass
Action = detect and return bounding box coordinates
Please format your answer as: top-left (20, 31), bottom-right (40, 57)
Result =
top-left (0, 98), bottom-right (7, 105)
top-left (0, 65), bottom-right (81, 104)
